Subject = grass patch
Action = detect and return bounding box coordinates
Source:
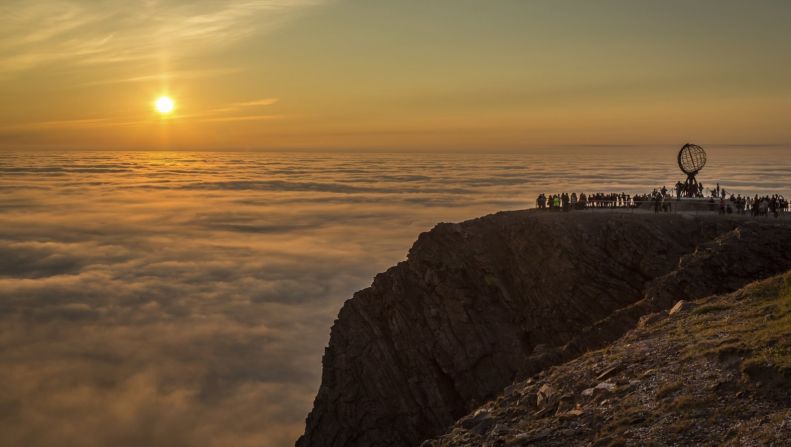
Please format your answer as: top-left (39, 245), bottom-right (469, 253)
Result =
top-left (669, 395), bottom-right (704, 411)
top-left (668, 418), bottom-right (693, 433)
top-left (662, 394), bottom-right (716, 421)
top-left (678, 272), bottom-right (791, 373)
top-left (692, 304), bottom-right (732, 315)
top-left (656, 382), bottom-right (683, 400)
top-left (745, 282), bottom-right (791, 370)
top-left (738, 273), bottom-right (791, 301)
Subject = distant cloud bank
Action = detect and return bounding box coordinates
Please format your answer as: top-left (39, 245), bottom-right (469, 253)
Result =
top-left (0, 148), bottom-right (788, 446)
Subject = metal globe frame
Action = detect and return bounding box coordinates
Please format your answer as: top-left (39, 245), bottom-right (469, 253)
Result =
top-left (677, 143), bottom-right (707, 198)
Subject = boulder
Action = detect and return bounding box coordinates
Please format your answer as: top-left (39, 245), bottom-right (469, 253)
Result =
top-left (536, 384), bottom-right (556, 408)
top-left (669, 300), bottom-right (691, 315)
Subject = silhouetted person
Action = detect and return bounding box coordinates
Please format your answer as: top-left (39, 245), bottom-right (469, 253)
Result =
top-left (536, 193), bottom-right (546, 209)
top-left (771, 196), bottom-right (779, 218)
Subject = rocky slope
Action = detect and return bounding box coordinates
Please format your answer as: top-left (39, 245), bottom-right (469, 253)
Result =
top-left (426, 272), bottom-right (791, 446)
top-left (297, 211), bottom-right (791, 447)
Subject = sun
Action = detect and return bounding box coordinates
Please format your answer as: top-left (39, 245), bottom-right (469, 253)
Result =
top-left (155, 96), bottom-right (175, 114)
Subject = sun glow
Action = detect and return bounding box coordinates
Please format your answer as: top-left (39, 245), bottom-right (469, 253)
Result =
top-left (155, 96), bottom-right (175, 114)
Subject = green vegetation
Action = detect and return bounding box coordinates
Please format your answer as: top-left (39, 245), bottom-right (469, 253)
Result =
top-left (667, 418), bottom-right (693, 434)
top-left (692, 304), bottom-right (732, 315)
top-left (655, 382), bottom-right (682, 400)
top-left (680, 272), bottom-right (791, 377)
top-left (483, 275), bottom-right (498, 287)
top-left (435, 270), bottom-right (791, 447)
top-left (732, 275), bottom-right (791, 373)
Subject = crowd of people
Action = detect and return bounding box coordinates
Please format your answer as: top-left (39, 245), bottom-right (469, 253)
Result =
top-left (535, 190), bottom-right (679, 211)
top-left (677, 180), bottom-right (706, 198)
top-left (535, 185), bottom-right (789, 218)
top-left (535, 192), bottom-right (635, 211)
top-left (720, 194), bottom-right (789, 217)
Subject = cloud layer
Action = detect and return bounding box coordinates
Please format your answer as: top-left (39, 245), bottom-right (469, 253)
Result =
top-left (0, 148), bottom-right (789, 446)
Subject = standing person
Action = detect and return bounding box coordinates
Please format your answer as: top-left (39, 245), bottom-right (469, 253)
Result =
top-left (771, 196), bottom-right (779, 218)
top-left (571, 192), bottom-right (578, 209)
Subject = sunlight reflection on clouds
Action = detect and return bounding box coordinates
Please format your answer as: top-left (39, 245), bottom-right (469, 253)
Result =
top-left (0, 148), bottom-right (789, 447)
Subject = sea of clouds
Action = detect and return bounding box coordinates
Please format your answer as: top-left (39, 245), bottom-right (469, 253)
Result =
top-left (0, 148), bottom-right (789, 446)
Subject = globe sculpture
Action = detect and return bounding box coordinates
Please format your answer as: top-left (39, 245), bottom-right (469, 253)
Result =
top-left (677, 143), bottom-right (707, 198)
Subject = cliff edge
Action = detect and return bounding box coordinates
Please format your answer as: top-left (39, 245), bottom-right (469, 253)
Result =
top-left (297, 211), bottom-right (791, 447)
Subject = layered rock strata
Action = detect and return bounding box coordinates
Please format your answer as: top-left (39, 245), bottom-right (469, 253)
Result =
top-left (298, 211), bottom-right (791, 447)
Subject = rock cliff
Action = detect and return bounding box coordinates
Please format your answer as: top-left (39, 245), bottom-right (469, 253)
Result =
top-left (297, 211), bottom-right (791, 447)
top-left (426, 271), bottom-right (791, 446)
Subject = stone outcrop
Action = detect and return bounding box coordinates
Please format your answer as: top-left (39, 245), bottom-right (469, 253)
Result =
top-left (427, 271), bottom-right (791, 446)
top-left (297, 211), bottom-right (791, 447)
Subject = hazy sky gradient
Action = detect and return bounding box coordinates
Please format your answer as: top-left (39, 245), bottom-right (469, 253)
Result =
top-left (2, 0), bottom-right (791, 149)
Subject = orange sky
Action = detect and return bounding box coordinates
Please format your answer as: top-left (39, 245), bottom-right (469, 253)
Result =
top-left (1, 0), bottom-right (791, 151)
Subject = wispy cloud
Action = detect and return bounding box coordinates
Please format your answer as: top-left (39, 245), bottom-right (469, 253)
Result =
top-left (170, 97), bottom-right (283, 123)
top-left (0, 97), bottom-right (283, 132)
top-left (233, 98), bottom-right (280, 107)
top-left (197, 114), bottom-right (284, 123)
top-left (0, 117), bottom-right (148, 132)
top-left (78, 67), bottom-right (243, 87)
top-left (207, 98), bottom-right (280, 113)
top-left (0, 1), bottom-right (325, 75)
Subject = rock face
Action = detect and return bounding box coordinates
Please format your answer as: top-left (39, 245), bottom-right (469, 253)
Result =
top-left (297, 211), bottom-right (791, 447)
top-left (426, 271), bottom-right (791, 446)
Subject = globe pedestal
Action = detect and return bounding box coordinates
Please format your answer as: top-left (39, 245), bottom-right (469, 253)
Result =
top-left (682, 173), bottom-right (701, 198)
